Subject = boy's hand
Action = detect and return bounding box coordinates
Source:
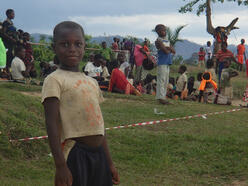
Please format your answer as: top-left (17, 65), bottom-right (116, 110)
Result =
top-left (110, 164), bottom-right (120, 185)
top-left (55, 165), bottom-right (73, 186)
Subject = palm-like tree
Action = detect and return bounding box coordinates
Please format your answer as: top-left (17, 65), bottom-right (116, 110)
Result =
top-left (152, 25), bottom-right (186, 47)
top-left (166, 25), bottom-right (186, 47)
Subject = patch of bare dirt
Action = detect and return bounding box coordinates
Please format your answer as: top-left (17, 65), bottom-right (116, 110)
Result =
top-left (232, 99), bottom-right (247, 107)
top-left (230, 180), bottom-right (248, 186)
top-left (20, 91), bottom-right (41, 97)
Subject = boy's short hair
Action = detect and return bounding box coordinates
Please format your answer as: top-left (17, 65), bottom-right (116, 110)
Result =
top-left (6, 9), bottom-right (14, 16)
top-left (180, 65), bottom-right (187, 73)
top-left (53, 21), bottom-right (84, 43)
top-left (155, 24), bottom-right (166, 33)
top-left (14, 46), bottom-right (24, 55)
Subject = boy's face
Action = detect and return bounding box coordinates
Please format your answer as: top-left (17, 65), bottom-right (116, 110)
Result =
top-left (156, 26), bottom-right (166, 37)
top-left (18, 49), bottom-right (26, 60)
top-left (53, 28), bottom-right (85, 69)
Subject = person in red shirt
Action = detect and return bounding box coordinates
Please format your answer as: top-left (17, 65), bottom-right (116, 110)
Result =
top-left (236, 39), bottom-right (246, 71)
top-left (215, 42), bottom-right (239, 83)
top-left (108, 61), bottom-right (141, 96)
top-left (198, 47), bottom-right (206, 68)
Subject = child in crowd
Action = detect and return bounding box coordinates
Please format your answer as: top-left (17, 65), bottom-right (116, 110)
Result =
top-left (11, 46), bottom-right (31, 80)
top-left (175, 65), bottom-right (188, 99)
top-left (42, 21), bottom-right (119, 186)
top-left (205, 41), bottom-right (212, 60)
top-left (49, 55), bottom-right (60, 70)
top-left (187, 76), bottom-right (195, 95)
top-left (155, 24), bottom-right (175, 104)
top-left (167, 77), bottom-right (175, 98)
top-left (84, 54), bottom-right (103, 80)
top-left (40, 62), bottom-right (55, 78)
top-left (22, 32), bottom-right (37, 78)
top-left (101, 59), bottom-right (110, 81)
top-left (118, 52), bottom-right (130, 77)
top-left (108, 60), bottom-right (141, 96)
top-left (187, 72), bottom-right (202, 101)
top-left (219, 60), bottom-right (238, 104)
top-left (143, 74), bottom-right (156, 95)
top-left (198, 47), bottom-right (206, 68)
top-left (205, 59), bottom-right (217, 83)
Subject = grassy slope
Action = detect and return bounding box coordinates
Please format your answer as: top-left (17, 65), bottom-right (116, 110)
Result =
top-left (0, 69), bottom-right (248, 185)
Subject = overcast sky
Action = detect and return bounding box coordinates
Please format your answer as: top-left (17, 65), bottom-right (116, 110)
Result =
top-left (1, 0), bottom-right (248, 45)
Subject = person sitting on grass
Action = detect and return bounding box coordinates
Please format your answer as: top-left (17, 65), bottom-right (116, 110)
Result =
top-left (187, 76), bottom-right (195, 96)
top-left (174, 65), bottom-right (188, 100)
top-left (40, 61), bottom-right (54, 78)
top-left (10, 46), bottom-right (31, 80)
top-left (167, 77), bottom-right (175, 98)
top-left (42, 21), bottom-right (119, 186)
top-left (108, 61), bottom-right (141, 96)
top-left (118, 52), bottom-right (130, 78)
top-left (84, 54), bottom-right (103, 80)
top-left (188, 72), bottom-right (202, 101)
top-left (205, 59), bottom-right (217, 84)
top-left (101, 59), bottom-right (110, 81)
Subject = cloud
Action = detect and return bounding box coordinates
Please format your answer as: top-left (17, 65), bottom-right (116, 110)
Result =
top-left (69, 10), bottom-right (248, 45)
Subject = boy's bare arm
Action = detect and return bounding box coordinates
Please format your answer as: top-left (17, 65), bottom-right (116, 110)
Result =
top-left (102, 135), bottom-right (120, 185)
top-left (43, 97), bottom-right (73, 186)
top-left (155, 39), bottom-right (171, 54)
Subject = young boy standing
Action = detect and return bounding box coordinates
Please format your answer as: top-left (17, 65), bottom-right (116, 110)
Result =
top-left (155, 24), bottom-right (175, 104)
top-left (42, 21), bottom-right (119, 186)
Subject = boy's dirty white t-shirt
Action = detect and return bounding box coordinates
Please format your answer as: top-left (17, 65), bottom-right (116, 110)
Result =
top-left (41, 68), bottom-right (105, 143)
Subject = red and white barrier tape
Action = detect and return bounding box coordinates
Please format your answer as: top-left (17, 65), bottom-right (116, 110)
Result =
top-left (9, 108), bottom-right (246, 142)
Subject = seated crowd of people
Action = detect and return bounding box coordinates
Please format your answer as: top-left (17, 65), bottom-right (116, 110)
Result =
top-left (0, 9), bottom-right (246, 106)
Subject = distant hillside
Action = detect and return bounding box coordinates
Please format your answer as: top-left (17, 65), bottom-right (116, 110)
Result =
top-left (90, 36), bottom-right (203, 59)
top-left (31, 33), bottom-right (247, 60)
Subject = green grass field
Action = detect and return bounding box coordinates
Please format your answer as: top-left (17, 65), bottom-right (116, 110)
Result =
top-left (0, 65), bottom-right (248, 185)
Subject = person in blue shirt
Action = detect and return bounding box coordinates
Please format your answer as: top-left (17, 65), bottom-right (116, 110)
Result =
top-left (154, 24), bottom-right (175, 104)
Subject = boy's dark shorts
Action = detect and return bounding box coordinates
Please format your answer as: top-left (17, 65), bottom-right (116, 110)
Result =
top-left (67, 142), bottom-right (113, 186)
